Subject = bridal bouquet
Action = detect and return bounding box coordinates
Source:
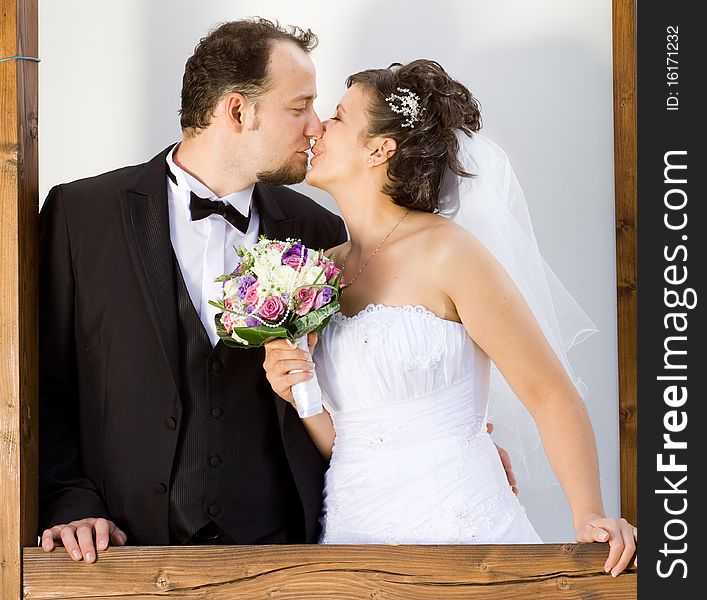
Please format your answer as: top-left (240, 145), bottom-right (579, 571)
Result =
top-left (209, 237), bottom-right (342, 417)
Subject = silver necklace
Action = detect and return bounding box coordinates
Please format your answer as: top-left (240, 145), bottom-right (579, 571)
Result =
top-left (340, 210), bottom-right (411, 290)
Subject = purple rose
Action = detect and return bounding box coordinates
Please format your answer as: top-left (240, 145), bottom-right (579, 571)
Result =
top-left (245, 317), bottom-right (260, 327)
top-left (313, 287), bottom-right (333, 310)
top-left (258, 296), bottom-right (285, 321)
top-left (236, 275), bottom-right (257, 300)
top-left (282, 243), bottom-right (308, 271)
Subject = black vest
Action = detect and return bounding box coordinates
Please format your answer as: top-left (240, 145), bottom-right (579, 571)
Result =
top-left (168, 255), bottom-right (300, 543)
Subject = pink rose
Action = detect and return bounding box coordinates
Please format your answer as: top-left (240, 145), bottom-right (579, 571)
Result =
top-left (325, 262), bottom-right (341, 282)
top-left (258, 296), bottom-right (285, 321)
top-left (244, 281), bottom-right (259, 306)
top-left (296, 287), bottom-right (318, 316)
top-left (268, 242), bottom-right (285, 252)
top-left (220, 311), bottom-right (234, 333)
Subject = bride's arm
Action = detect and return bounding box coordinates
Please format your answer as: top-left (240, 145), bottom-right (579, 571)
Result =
top-left (433, 224), bottom-right (636, 576)
top-left (263, 335), bottom-right (336, 459)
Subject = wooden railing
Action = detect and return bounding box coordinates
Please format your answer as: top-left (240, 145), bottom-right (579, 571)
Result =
top-left (1, 0), bottom-right (637, 598)
top-left (23, 544), bottom-right (635, 599)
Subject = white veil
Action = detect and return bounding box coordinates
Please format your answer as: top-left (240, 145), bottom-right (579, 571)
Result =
top-left (439, 130), bottom-right (599, 491)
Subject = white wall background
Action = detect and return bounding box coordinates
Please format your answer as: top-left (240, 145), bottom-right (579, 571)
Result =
top-left (39, 0), bottom-right (619, 542)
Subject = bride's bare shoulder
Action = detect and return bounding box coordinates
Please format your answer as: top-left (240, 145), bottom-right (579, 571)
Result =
top-left (413, 213), bottom-right (482, 256)
top-left (408, 213), bottom-right (501, 286)
top-left (324, 241), bottom-right (349, 266)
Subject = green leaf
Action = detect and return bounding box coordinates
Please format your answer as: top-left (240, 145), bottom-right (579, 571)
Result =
top-left (209, 299), bottom-right (228, 312)
top-left (288, 300), bottom-right (340, 339)
top-left (214, 316), bottom-right (289, 349)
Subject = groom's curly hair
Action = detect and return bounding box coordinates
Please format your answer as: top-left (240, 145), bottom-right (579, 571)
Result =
top-left (347, 60), bottom-right (482, 213)
top-left (180, 18), bottom-right (318, 134)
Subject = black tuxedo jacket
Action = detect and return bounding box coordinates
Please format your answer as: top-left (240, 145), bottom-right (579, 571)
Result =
top-left (38, 146), bottom-right (347, 544)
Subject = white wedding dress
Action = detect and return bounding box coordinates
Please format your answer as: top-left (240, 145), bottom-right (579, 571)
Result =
top-left (313, 303), bottom-right (542, 544)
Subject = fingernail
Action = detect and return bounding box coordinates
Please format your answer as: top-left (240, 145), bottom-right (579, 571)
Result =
top-left (72, 550), bottom-right (82, 560)
top-left (86, 552), bottom-right (95, 562)
top-left (599, 531), bottom-right (609, 541)
top-left (611, 569), bottom-right (619, 577)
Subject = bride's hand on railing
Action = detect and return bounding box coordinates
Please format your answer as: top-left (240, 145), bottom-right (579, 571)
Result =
top-left (263, 333), bottom-right (318, 406)
top-left (575, 513), bottom-right (637, 576)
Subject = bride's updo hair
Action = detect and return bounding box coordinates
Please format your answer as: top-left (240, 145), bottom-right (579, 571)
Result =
top-left (346, 59), bottom-right (481, 213)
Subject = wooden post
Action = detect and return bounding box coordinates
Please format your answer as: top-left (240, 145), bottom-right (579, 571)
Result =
top-left (1, 0), bottom-right (39, 599)
top-left (612, 0), bottom-right (638, 526)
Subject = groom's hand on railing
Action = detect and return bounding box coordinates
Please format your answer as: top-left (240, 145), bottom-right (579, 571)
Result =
top-left (40, 517), bottom-right (127, 563)
top-left (486, 422), bottom-right (519, 495)
top-left (264, 332), bottom-right (318, 406)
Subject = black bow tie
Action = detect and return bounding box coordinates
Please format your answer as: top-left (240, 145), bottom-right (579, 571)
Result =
top-left (189, 191), bottom-right (250, 234)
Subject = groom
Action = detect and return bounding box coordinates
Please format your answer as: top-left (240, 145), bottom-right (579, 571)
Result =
top-left (38, 19), bottom-right (346, 562)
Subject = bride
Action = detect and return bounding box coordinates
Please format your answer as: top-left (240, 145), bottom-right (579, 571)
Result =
top-left (263, 60), bottom-right (636, 575)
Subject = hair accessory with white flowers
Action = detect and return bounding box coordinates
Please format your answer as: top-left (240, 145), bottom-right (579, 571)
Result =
top-left (385, 87), bottom-right (424, 128)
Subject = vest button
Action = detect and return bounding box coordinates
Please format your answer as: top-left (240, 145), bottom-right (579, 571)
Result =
top-left (211, 359), bottom-right (223, 372)
top-left (209, 455), bottom-right (222, 467)
top-left (208, 503), bottom-right (221, 516)
top-left (165, 417), bottom-right (177, 430)
top-left (153, 482), bottom-right (167, 494)
top-left (211, 407), bottom-right (224, 419)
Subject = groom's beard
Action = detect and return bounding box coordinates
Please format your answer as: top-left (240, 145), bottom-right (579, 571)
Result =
top-left (256, 158), bottom-right (307, 186)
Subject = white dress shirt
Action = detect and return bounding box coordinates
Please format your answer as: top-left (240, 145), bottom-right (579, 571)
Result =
top-left (166, 145), bottom-right (259, 347)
